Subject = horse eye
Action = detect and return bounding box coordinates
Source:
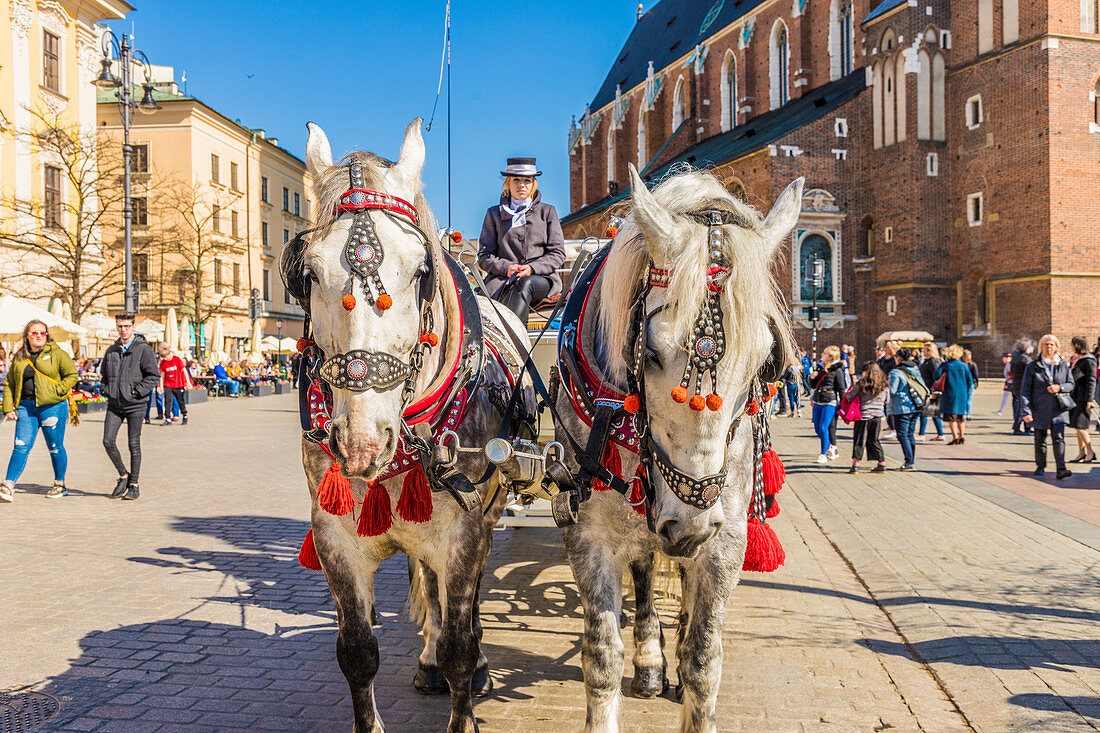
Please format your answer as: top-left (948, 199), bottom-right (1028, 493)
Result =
top-left (645, 345), bottom-right (662, 370)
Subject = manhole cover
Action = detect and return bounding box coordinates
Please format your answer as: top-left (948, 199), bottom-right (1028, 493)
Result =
top-left (0, 690), bottom-right (61, 733)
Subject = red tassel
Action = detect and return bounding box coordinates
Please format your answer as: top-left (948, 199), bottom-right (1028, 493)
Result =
top-left (317, 460), bottom-right (354, 516)
top-left (397, 466), bottom-right (433, 523)
top-left (298, 529), bottom-right (322, 570)
top-left (593, 442), bottom-right (621, 491)
top-left (765, 497), bottom-right (781, 518)
top-left (743, 517), bottom-right (785, 572)
top-left (761, 449), bottom-right (785, 496)
top-left (357, 481), bottom-right (392, 537)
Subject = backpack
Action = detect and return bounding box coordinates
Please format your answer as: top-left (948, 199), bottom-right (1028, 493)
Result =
top-left (899, 368), bottom-right (930, 409)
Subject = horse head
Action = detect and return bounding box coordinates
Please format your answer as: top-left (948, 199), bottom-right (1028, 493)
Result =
top-left (298, 119), bottom-right (439, 478)
top-left (600, 165), bottom-right (801, 558)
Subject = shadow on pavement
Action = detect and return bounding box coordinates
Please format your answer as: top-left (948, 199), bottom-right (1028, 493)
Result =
top-left (1007, 693), bottom-right (1100, 719)
top-left (863, 635), bottom-right (1100, 672)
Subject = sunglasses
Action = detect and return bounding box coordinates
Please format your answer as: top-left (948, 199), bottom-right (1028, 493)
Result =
top-left (28, 331), bottom-right (47, 337)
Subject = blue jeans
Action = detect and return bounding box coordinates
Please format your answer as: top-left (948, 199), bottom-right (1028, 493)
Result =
top-left (6, 400), bottom-right (69, 482)
top-left (145, 388), bottom-right (181, 419)
top-left (919, 410), bottom-right (943, 437)
top-left (812, 402), bottom-right (838, 455)
top-left (216, 378), bottom-right (240, 396)
top-left (894, 411), bottom-right (918, 465)
top-left (785, 382), bottom-right (800, 412)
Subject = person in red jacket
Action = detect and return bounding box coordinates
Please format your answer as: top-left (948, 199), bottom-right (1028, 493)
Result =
top-left (157, 342), bottom-right (189, 425)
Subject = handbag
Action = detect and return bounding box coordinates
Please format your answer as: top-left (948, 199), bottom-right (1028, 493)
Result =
top-left (931, 374), bottom-right (946, 393)
top-left (839, 385), bottom-right (862, 424)
top-left (1055, 391), bottom-right (1076, 412)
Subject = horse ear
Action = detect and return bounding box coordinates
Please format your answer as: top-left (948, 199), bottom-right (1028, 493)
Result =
top-left (761, 177), bottom-right (804, 252)
top-left (305, 122), bottom-right (334, 178)
top-left (392, 118), bottom-right (426, 190)
top-left (628, 164), bottom-right (684, 250)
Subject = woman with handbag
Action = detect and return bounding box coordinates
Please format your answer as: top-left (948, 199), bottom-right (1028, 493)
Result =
top-left (1020, 334), bottom-right (1076, 479)
top-left (933, 344), bottom-right (974, 445)
top-left (849, 361), bottom-right (889, 474)
top-left (1068, 336), bottom-right (1096, 462)
top-left (0, 320), bottom-right (78, 502)
top-left (918, 342), bottom-right (945, 441)
top-left (810, 345), bottom-right (846, 464)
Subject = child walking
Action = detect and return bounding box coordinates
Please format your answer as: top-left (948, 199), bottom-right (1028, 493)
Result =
top-left (851, 361), bottom-right (889, 473)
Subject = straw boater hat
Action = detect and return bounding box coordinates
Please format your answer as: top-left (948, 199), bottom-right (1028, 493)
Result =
top-left (500, 157), bottom-right (542, 177)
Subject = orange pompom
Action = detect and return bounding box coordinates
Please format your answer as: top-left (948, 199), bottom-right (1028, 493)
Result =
top-left (604, 226), bottom-right (619, 239)
top-left (376, 294), bottom-right (393, 311)
top-left (671, 386), bottom-right (689, 404)
top-left (767, 383), bottom-right (778, 400)
top-left (449, 230), bottom-right (463, 243)
top-left (342, 294), bottom-right (356, 311)
top-left (296, 338), bottom-right (312, 353)
top-left (420, 332), bottom-right (439, 347)
top-left (689, 394), bottom-right (706, 411)
top-left (623, 393), bottom-right (640, 414)
top-left (746, 400), bottom-right (760, 415)
top-left (706, 393), bottom-right (723, 411)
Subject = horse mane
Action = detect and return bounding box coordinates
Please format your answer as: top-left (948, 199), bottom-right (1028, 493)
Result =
top-left (306, 151), bottom-right (441, 261)
top-left (597, 169), bottom-right (794, 385)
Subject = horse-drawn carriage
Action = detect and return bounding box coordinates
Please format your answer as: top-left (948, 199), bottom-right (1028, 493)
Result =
top-left (281, 119), bottom-right (798, 732)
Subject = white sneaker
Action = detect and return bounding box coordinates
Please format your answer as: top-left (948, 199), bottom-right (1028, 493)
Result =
top-left (0, 481), bottom-right (13, 503)
top-left (993, 411), bottom-right (1003, 416)
top-left (816, 454), bottom-right (828, 464)
top-left (915, 435), bottom-right (927, 442)
top-left (827, 447), bottom-right (838, 460)
top-left (883, 431), bottom-right (897, 440)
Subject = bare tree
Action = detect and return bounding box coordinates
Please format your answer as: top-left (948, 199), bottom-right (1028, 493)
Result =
top-left (155, 178), bottom-right (247, 352)
top-left (0, 107), bottom-right (138, 322)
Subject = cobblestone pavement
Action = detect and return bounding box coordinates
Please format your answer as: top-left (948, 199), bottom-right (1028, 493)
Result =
top-left (0, 392), bottom-right (1096, 731)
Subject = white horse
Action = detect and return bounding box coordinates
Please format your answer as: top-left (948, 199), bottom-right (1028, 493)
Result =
top-left (289, 119), bottom-right (532, 733)
top-left (553, 164), bottom-right (800, 732)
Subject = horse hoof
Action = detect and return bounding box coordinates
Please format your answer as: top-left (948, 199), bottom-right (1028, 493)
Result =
top-left (414, 663), bottom-right (449, 695)
top-left (472, 664), bottom-right (493, 697)
top-left (631, 666), bottom-right (668, 698)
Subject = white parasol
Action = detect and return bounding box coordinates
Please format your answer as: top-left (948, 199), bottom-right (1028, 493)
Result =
top-left (261, 335), bottom-right (297, 354)
top-left (80, 312), bottom-right (119, 340)
top-left (178, 314), bottom-right (192, 355)
top-left (209, 315), bottom-right (227, 362)
top-left (0, 295), bottom-right (87, 341)
top-left (133, 317), bottom-right (165, 341)
top-left (246, 319), bottom-right (264, 364)
top-left (164, 308), bottom-right (178, 353)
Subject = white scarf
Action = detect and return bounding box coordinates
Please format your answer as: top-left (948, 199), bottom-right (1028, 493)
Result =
top-left (501, 197), bottom-right (532, 229)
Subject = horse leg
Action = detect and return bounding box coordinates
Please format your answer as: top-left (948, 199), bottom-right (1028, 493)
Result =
top-left (629, 554), bottom-right (668, 698)
top-left (676, 559), bottom-right (734, 733)
top-left (437, 540), bottom-right (491, 733)
top-left (316, 526), bottom-right (383, 733)
top-left (566, 535), bottom-right (625, 733)
top-left (470, 571), bottom-right (493, 696)
top-left (410, 559), bottom-right (448, 695)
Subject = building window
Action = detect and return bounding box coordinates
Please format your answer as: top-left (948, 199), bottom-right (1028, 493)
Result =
top-left (926, 152), bottom-right (939, 176)
top-left (231, 210), bottom-right (239, 237)
top-left (134, 253), bottom-right (149, 286)
top-left (263, 268), bottom-right (270, 301)
top-left (884, 60), bottom-right (896, 146)
top-left (834, 118), bottom-right (848, 137)
top-left (230, 162), bottom-right (239, 190)
top-left (262, 222), bottom-right (269, 247)
top-left (261, 176), bottom-right (269, 203)
top-left (283, 228), bottom-right (290, 244)
top-left (1004, 0), bottom-right (1020, 43)
top-left (831, 0), bottom-right (854, 79)
top-left (965, 95), bottom-right (983, 129)
top-left (44, 165), bottom-right (61, 228)
top-left (967, 193), bottom-right (983, 226)
top-left (282, 187), bottom-right (289, 212)
top-left (883, 226), bottom-right (894, 243)
top-left (294, 192), bottom-right (300, 217)
top-left (799, 234), bottom-right (834, 302)
top-left (859, 215), bottom-right (874, 257)
top-left (210, 154), bottom-right (220, 183)
top-left (721, 51), bottom-right (737, 131)
top-left (672, 77), bottom-right (685, 129)
top-left (42, 31), bottom-right (60, 92)
top-left (940, 30), bottom-right (952, 49)
top-left (881, 27), bottom-right (896, 52)
top-left (132, 144), bottom-right (149, 173)
top-left (637, 112), bottom-right (647, 168)
top-left (895, 54), bottom-right (907, 143)
top-left (132, 197), bottom-right (148, 226)
top-left (872, 61), bottom-right (883, 149)
top-left (771, 21), bottom-right (790, 109)
top-left (212, 204), bottom-right (221, 232)
top-left (1084, 0), bottom-right (1098, 33)
top-left (285, 288), bottom-right (291, 305)
top-left (726, 178), bottom-right (747, 201)
top-left (233, 262), bottom-right (240, 295)
top-left (606, 125), bottom-right (616, 185)
top-left (214, 258), bottom-right (223, 293)
top-left (932, 53), bottom-right (946, 140)
top-left (1093, 80), bottom-right (1100, 131)
top-left (978, 0), bottom-right (994, 53)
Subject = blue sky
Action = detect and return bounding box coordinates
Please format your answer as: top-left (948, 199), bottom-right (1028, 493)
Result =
top-left (106, 1), bottom-right (646, 237)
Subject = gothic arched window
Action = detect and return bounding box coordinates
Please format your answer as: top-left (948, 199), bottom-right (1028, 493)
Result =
top-left (672, 77), bottom-right (685, 130)
top-left (721, 51), bottom-right (737, 131)
top-left (771, 21), bottom-right (790, 109)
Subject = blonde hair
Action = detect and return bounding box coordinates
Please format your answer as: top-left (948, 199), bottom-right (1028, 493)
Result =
top-left (501, 176), bottom-right (538, 198)
top-left (823, 345), bottom-right (841, 364)
top-left (1039, 333), bottom-right (1061, 351)
top-left (943, 343), bottom-right (964, 360)
top-left (923, 341), bottom-right (940, 359)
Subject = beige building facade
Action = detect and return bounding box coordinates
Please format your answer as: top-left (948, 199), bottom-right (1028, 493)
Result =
top-left (0, 0), bottom-right (131, 309)
top-left (97, 66), bottom-right (310, 352)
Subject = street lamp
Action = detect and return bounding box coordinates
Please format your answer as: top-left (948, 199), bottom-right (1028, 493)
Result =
top-left (277, 319), bottom-right (284, 364)
top-left (809, 258), bottom-right (825, 362)
top-left (94, 30), bottom-right (160, 313)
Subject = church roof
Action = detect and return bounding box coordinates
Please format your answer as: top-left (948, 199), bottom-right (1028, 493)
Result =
top-left (590, 0), bottom-right (769, 112)
top-left (863, 0), bottom-right (908, 24)
top-left (564, 71), bottom-right (866, 225)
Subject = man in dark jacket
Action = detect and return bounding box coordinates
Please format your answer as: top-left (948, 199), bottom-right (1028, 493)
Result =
top-left (1010, 339), bottom-right (1034, 435)
top-left (99, 312), bottom-right (160, 500)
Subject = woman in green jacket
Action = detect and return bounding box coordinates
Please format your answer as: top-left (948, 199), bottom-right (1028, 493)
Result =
top-left (0, 320), bottom-right (78, 502)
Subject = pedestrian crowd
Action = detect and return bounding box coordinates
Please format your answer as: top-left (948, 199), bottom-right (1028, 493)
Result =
top-left (778, 335), bottom-right (1100, 480)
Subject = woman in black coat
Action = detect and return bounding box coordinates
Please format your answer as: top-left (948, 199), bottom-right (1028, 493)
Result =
top-left (477, 157), bottom-right (566, 322)
top-left (1069, 336), bottom-right (1097, 462)
top-left (1020, 334), bottom-right (1076, 479)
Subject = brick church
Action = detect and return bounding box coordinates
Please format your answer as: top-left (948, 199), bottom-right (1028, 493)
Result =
top-left (562, 0), bottom-right (1100, 368)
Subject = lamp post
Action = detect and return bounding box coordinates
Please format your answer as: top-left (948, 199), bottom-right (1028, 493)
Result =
top-left (93, 31), bottom-right (159, 313)
top-left (810, 257), bottom-right (825, 363)
top-left (276, 319), bottom-right (284, 365)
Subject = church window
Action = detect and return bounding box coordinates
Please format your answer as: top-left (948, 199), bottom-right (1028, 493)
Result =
top-left (799, 234), bottom-right (834, 302)
top-left (932, 53), bottom-right (946, 140)
top-left (672, 77), bottom-right (685, 130)
top-left (895, 54), bottom-right (907, 142)
top-left (917, 50), bottom-right (932, 139)
top-left (978, 0), bottom-right (994, 54)
top-left (721, 51), bottom-right (737, 131)
top-left (606, 125), bottom-right (616, 186)
top-left (637, 112), bottom-right (647, 168)
top-left (1004, 0), bottom-right (1019, 43)
top-left (872, 62), bottom-right (883, 149)
top-left (831, 0), bottom-right (854, 79)
top-left (771, 21), bottom-right (790, 109)
top-left (1084, 0), bottom-right (1098, 33)
top-left (967, 193), bottom-right (983, 226)
top-left (965, 94), bottom-right (983, 129)
top-left (926, 152), bottom-right (939, 176)
top-left (1093, 79), bottom-right (1100, 130)
top-left (884, 59), bottom-right (896, 146)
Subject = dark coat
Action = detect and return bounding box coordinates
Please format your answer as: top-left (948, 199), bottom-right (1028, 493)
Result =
top-left (477, 190), bottom-right (566, 299)
top-left (1009, 350), bottom-right (1032, 396)
top-left (1019, 357), bottom-right (1075, 429)
top-left (1071, 353), bottom-right (1097, 406)
top-left (933, 358), bottom-right (974, 416)
top-left (100, 334), bottom-right (160, 413)
top-left (811, 362), bottom-right (845, 404)
top-left (919, 357), bottom-right (942, 388)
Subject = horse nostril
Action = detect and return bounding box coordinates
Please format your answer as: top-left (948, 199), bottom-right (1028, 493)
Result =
top-left (657, 518), bottom-right (680, 546)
